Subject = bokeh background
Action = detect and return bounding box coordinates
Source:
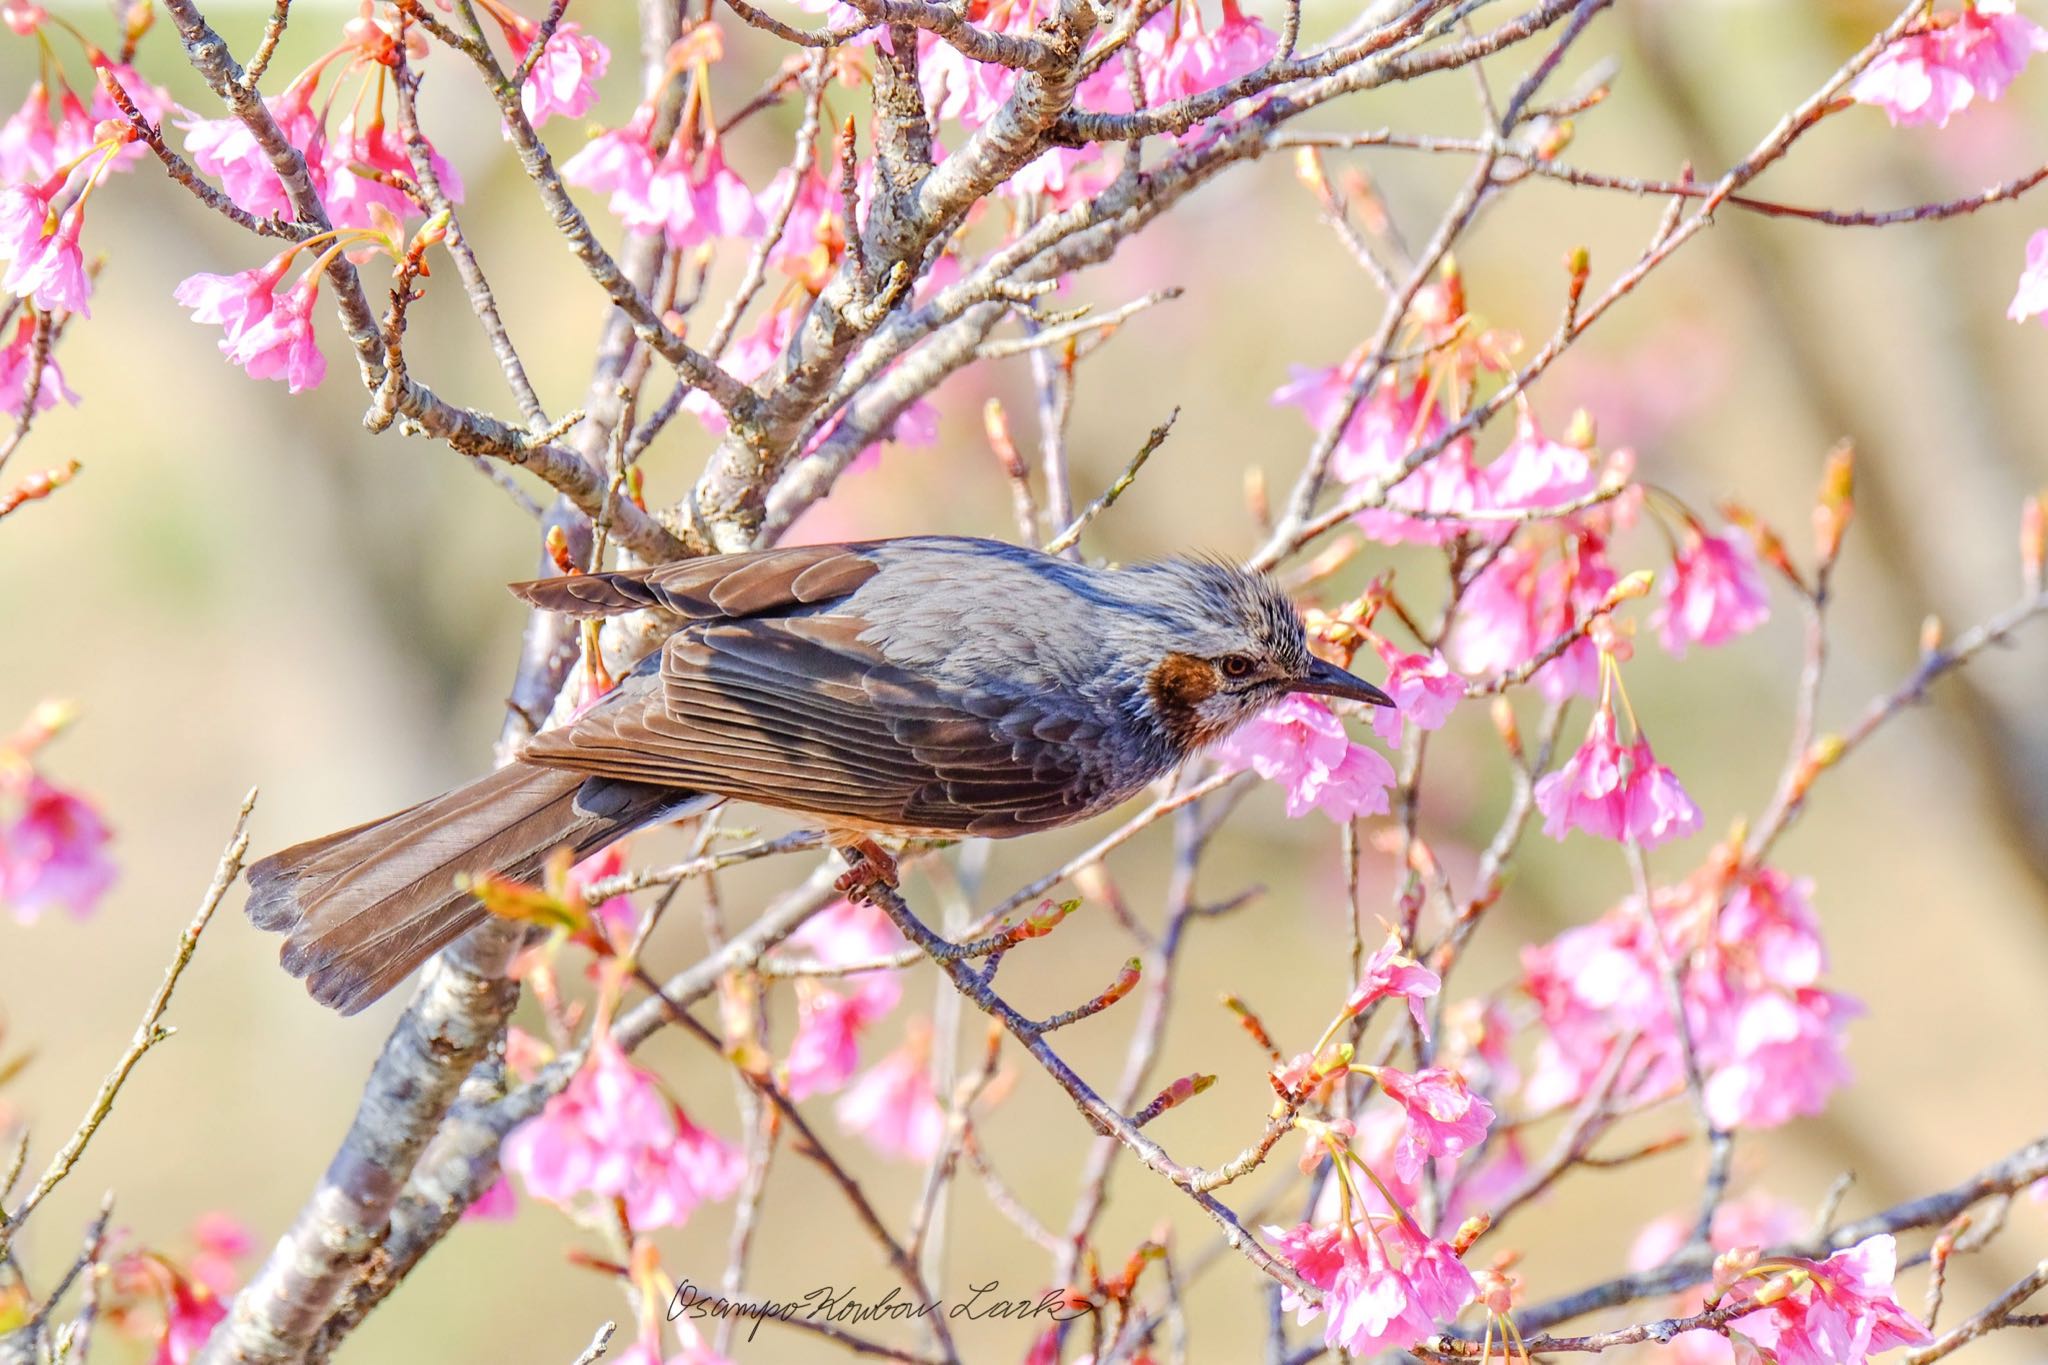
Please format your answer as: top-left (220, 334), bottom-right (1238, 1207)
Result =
top-left (4, 0), bottom-right (2048, 1359)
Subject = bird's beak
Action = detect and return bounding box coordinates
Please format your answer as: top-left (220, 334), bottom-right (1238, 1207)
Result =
top-left (1289, 656), bottom-right (1396, 708)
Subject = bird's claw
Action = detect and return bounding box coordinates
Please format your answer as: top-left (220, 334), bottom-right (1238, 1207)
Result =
top-left (833, 836), bottom-right (901, 904)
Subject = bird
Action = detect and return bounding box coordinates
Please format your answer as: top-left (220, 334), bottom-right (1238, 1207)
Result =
top-left (245, 535), bottom-right (1395, 1014)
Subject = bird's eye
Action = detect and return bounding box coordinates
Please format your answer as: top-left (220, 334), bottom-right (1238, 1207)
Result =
top-left (1219, 653), bottom-right (1257, 680)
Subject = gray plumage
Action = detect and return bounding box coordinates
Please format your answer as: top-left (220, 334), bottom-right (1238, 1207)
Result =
top-left (245, 536), bottom-right (1391, 1014)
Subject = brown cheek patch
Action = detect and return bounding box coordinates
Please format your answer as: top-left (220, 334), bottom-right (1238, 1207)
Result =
top-left (1147, 653), bottom-right (1229, 749)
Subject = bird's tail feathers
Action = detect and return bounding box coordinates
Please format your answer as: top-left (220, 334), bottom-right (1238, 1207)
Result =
top-left (245, 764), bottom-right (685, 1014)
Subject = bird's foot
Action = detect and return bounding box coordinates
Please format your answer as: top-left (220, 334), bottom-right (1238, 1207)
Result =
top-left (833, 836), bottom-right (901, 904)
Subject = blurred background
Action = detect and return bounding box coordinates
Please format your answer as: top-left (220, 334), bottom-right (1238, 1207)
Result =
top-left (4, 0), bottom-right (2048, 1359)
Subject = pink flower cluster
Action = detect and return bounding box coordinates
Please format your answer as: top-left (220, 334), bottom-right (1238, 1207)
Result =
top-left (1346, 930), bottom-right (1441, 1035)
top-left (1631, 1195), bottom-right (1807, 1365)
top-left (107, 1213), bottom-right (253, 1365)
top-left (1212, 693), bottom-right (1395, 822)
top-left (563, 103), bottom-right (764, 252)
top-left (1, 767), bottom-right (116, 924)
top-left (1851, 0), bottom-right (2048, 128)
top-left (1451, 533), bottom-right (1617, 699)
top-left (911, 0), bottom-right (1275, 207)
top-left (181, 66), bottom-right (462, 233)
top-left (503, 1033), bottom-right (744, 1229)
top-left (0, 309), bottom-right (77, 412)
top-left (175, 250), bottom-right (327, 393)
top-left (0, 59), bottom-right (173, 320)
top-left (1371, 1064), bottom-right (1495, 1181)
top-left (1724, 1236), bottom-right (1932, 1364)
top-left (781, 897), bottom-right (908, 1100)
top-left (1267, 1215), bottom-right (1476, 1359)
top-left (1271, 375), bottom-right (1602, 546)
top-left (1522, 862), bottom-right (1859, 1131)
top-left (1535, 703), bottom-right (1701, 848)
top-left (836, 1032), bottom-right (949, 1161)
top-left (1370, 644), bottom-right (1463, 748)
top-left (1653, 528), bottom-right (1770, 658)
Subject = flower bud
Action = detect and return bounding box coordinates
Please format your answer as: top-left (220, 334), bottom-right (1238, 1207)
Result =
top-left (1532, 116), bottom-right (1574, 159)
top-left (1136, 1072), bottom-right (1214, 1125)
top-left (1919, 614), bottom-right (1944, 656)
top-left (1292, 146), bottom-right (1330, 202)
top-left (1491, 697), bottom-right (1522, 758)
top-left (1608, 569), bottom-right (1655, 603)
top-left (2023, 493), bottom-right (2044, 597)
top-left (1814, 442), bottom-right (1855, 563)
top-left (544, 524), bottom-right (578, 574)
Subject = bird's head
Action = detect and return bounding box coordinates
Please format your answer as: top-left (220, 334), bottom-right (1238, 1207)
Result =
top-left (1131, 557), bottom-right (1394, 752)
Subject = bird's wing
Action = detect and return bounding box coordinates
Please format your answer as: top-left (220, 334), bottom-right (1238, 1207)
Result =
top-left (508, 542), bottom-right (883, 620)
top-left (521, 615), bottom-right (1111, 837)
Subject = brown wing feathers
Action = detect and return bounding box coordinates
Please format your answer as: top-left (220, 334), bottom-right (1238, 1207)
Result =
top-left (509, 544), bottom-right (881, 619)
top-left (521, 613), bottom-right (1098, 836)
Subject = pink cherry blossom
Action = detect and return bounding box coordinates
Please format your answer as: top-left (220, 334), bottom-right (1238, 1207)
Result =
top-left (1632, 1194), bottom-right (1806, 1276)
top-left (1370, 647), bottom-right (1463, 747)
top-left (1212, 694), bottom-right (1395, 821)
top-left (1268, 1219), bottom-right (1475, 1359)
top-left (1277, 371), bottom-right (1491, 545)
top-left (462, 1174), bottom-right (518, 1222)
top-left (1484, 405), bottom-right (1599, 514)
top-left (1726, 1235), bottom-right (1932, 1364)
top-left (178, 254), bottom-right (326, 392)
top-left (792, 896), bottom-right (908, 1019)
top-left (1702, 988), bottom-right (1860, 1130)
top-left (757, 165), bottom-right (842, 285)
top-left (2, 0), bottom-right (44, 34)
top-left (2, 773), bottom-right (117, 923)
top-left (1535, 704), bottom-right (1631, 841)
top-left (1719, 865), bottom-right (1827, 989)
top-left (836, 1028), bottom-right (946, 1161)
top-left (1631, 1195), bottom-right (1808, 1365)
top-left (185, 1213), bottom-right (254, 1297)
top-left (2009, 227), bottom-right (2048, 324)
top-left (1853, 31), bottom-right (1978, 127)
top-left (1944, 0), bottom-right (2048, 100)
top-left (0, 84), bottom-right (62, 183)
top-left (1143, 0), bottom-right (1276, 105)
top-left (1654, 529), bottom-right (1770, 657)
top-left (921, 31), bottom-right (1017, 129)
top-left (785, 988), bottom-right (868, 1100)
top-left (1345, 930), bottom-right (1440, 1036)
top-left (324, 110), bottom-right (464, 230)
top-left (1005, 143), bottom-right (1112, 207)
top-left (1852, 1), bottom-right (2048, 127)
top-left (225, 271), bottom-right (326, 392)
top-left (1449, 536), bottom-right (1615, 700)
top-left (563, 842), bottom-right (635, 937)
top-left (150, 1277), bottom-right (226, 1365)
top-left (1535, 705), bottom-right (1700, 847)
top-left (503, 1033), bottom-right (743, 1229)
top-left (583, 121), bottom-right (764, 251)
top-left (175, 251), bottom-right (292, 347)
top-left (3, 198), bottom-right (91, 316)
top-left (560, 103), bottom-right (656, 205)
top-left (1625, 741), bottom-right (1704, 847)
top-left (1372, 1065), bottom-right (1494, 1180)
top-left (1521, 862), bottom-right (1857, 1130)
top-left (510, 20), bottom-right (610, 126)
top-left (610, 1323), bottom-right (732, 1365)
top-left (182, 83), bottom-right (326, 219)
top-left (0, 311), bottom-right (79, 412)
